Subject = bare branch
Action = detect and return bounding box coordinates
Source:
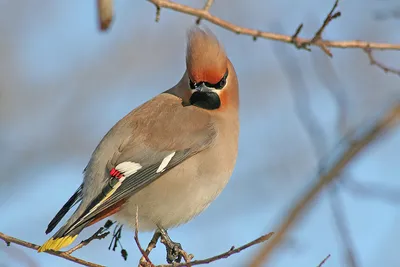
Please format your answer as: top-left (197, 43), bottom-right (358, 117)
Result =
top-left (329, 185), bottom-right (359, 267)
top-left (312, 50), bottom-right (349, 137)
top-left (156, 232), bottom-right (274, 267)
top-left (0, 232), bottom-right (104, 267)
top-left (134, 206), bottom-right (155, 267)
top-left (272, 27), bottom-right (328, 162)
top-left (196, 0), bottom-right (214, 25)
top-left (317, 254), bottom-right (331, 267)
top-left (292, 0), bottom-right (341, 57)
top-left (341, 177), bottom-right (400, 203)
top-left (139, 231), bottom-right (161, 267)
top-left (364, 48), bottom-right (400, 77)
top-left (147, 0), bottom-right (400, 52)
top-left (97, 0), bottom-right (113, 31)
top-left (65, 227), bottom-right (110, 255)
top-left (249, 103), bottom-right (400, 267)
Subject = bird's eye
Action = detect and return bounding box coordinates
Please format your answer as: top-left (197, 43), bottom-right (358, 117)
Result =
top-left (215, 74), bottom-right (227, 89)
top-left (205, 69), bottom-right (228, 90)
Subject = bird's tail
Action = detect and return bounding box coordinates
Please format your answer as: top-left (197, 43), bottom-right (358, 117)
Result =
top-left (38, 193), bottom-right (125, 252)
top-left (38, 222), bottom-right (84, 252)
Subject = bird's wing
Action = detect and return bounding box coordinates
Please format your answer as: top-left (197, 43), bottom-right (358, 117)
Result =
top-left (63, 94), bottom-right (217, 236)
top-left (45, 184), bottom-right (83, 234)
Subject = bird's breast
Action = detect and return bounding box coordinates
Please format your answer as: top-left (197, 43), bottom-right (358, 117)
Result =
top-left (115, 125), bottom-right (238, 231)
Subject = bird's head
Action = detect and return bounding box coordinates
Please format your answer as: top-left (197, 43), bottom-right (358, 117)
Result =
top-left (185, 27), bottom-right (238, 111)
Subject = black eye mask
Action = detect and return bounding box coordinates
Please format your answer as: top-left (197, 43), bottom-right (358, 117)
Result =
top-left (189, 69), bottom-right (228, 90)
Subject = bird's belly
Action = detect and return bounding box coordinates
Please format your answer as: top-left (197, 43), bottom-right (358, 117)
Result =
top-left (114, 154), bottom-right (233, 231)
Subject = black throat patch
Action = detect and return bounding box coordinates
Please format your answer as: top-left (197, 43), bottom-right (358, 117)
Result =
top-left (189, 91), bottom-right (221, 110)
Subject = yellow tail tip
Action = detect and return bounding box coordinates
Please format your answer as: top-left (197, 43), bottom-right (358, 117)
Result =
top-left (37, 235), bottom-right (77, 253)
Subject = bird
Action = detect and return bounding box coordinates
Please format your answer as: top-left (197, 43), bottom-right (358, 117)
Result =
top-left (38, 26), bottom-right (239, 263)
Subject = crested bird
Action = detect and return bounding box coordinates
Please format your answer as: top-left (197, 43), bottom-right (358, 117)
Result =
top-left (39, 26), bottom-right (240, 263)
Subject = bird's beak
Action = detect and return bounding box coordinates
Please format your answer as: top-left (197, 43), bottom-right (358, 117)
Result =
top-left (194, 83), bottom-right (213, 93)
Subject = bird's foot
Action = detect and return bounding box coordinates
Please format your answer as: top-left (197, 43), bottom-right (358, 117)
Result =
top-left (158, 227), bottom-right (184, 263)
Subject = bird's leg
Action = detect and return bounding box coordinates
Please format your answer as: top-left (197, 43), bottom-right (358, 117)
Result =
top-left (139, 230), bottom-right (161, 266)
top-left (157, 226), bottom-right (183, 263)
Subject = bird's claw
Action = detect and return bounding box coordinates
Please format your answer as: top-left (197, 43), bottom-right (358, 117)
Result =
top-left (158, 227), bottom-right (184, 263)
top-left (165, 241), bottom-right (182, 263)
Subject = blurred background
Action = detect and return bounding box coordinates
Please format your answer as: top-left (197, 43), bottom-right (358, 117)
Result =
top-left (1, 0), bottom-right (400, 266)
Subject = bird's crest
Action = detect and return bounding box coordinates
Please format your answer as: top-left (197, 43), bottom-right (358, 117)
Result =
top-left (186, 27), bottom-right (228, 84)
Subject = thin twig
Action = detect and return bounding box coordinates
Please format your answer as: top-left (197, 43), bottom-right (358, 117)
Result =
top-left (134, 206), bottom-right (155, 267)
top-left (175, 246), bottom-right (194, 265)
top-left (250, 103), bottom-right (400, 267)
top-left (272, 24), bottom-right (328, 163)
top-left (140, 231), bottom-right (161, 267)
top-left (147, 0), bottom-right (400, 52)
top-left (317, 254), bottom-right (331, 267)
top-left (158, 228), bottom-right (193, 265)
top-left (329, 185), bottom-right (359, 267)
top-left (312, 49), bottom-right (349, 137)
top-left (196, 0), bottom-right (214, 25)
top-left (364, 47), bottom-right (400, 76)
top-left (292, 0), bottom-right (341, 56)
top-left (97, 0), bottom-right (113, 31)
top-left (156, 232), bottom-right (274, 267)
top-left (0, 232), bottom-right (104, 267)
top-left (340, 177), bottom-right (400, 203)
top-left (65, 227), bottom-right (110, 255)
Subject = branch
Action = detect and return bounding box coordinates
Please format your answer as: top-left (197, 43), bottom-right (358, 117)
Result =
top-left (147, 0), bottom-right (400, 53)
top-left (0, 232), bottom-right (104, 267)
top-left (249, 103), bottom-right (400, 267)
top-left (65, 226), bottom-right (110, 255)
top-left (195, 0), bottom-right (214, 25)
top-left (329, 185), bottom-right (359, 267)
top-left (134, 206), bottom-right (155, 267)
top-left (272, 26), bottom-right (328, 162)
top-left (156, 232), bottom-right (274, 267)
top-left (364, 48), bottom-right (400, 77)
top-left (317, 254), bottom-right (331, 267)
top-left (341, 177), bottom-right (400, 203)
top-left (97, 0), bottom-right (113, 31)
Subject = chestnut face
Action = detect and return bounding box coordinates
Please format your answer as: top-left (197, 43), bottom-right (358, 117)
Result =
top-left (189, 69), bottom-right (228, 110)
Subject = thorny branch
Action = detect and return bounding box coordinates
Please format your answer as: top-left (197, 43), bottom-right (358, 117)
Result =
top-left (249, 103), bottom-right (400, 267)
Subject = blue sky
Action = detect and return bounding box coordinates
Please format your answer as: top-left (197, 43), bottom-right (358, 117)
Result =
top-left (1, 0), bottom-right (399, 267)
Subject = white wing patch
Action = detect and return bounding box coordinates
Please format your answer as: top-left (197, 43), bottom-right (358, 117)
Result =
top-left (157, 152), bottom-right (176, 173)
top-left (79, 161), bottom-right (142, 223)
top-left (116, 161), bottom-right (143, 177)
